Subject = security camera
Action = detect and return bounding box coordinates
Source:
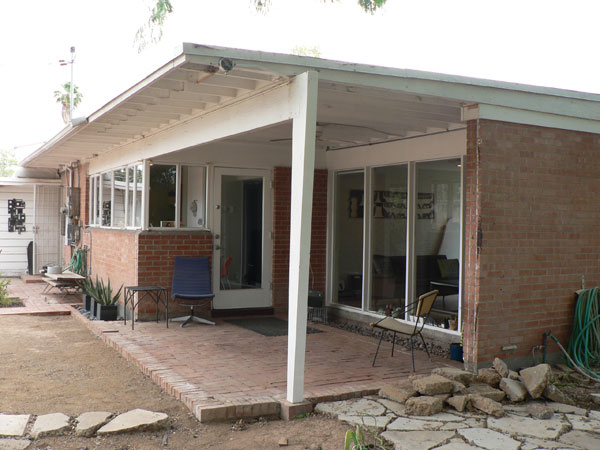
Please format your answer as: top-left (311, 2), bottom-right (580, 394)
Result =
top-left (218, 57), bottom-right (234, 73)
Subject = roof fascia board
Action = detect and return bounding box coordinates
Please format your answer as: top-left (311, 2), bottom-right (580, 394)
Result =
top-left (20, 120), bottom-right (88, 168)
top-left (463, 104), bottom-right (600, 135)
top-left (184, 44), bottom-right (600, 121)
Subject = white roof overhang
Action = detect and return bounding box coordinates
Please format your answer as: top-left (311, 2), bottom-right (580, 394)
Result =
top-left (22, 43), bottom-right (600, 168)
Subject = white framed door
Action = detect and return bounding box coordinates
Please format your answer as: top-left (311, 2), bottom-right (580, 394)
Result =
top-left (212, 167), bottom-right (272, 309)
top-left (33, 185), bottom-right (62, 273)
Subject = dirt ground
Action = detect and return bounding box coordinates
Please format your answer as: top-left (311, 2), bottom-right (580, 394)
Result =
top-left (0, 315), bottom-right (349, 450)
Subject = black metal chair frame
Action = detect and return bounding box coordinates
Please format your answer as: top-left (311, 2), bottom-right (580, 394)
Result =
top-left (370, 289), bottom-right (439, 371)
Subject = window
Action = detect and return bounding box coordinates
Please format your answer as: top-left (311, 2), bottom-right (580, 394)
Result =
top-left (101, 172), bottom-right (112, 226)
top-left (113, 168), bottom-right (126, 228)
top-left (331, 157), bottom-right (463, 330)
top-left (126, 164), bottom-right (143, 228)
top-left (88, 162), bottom-right (206, 230)
top-left (333, 170), bottom-right (364, 308)
top-left (88, 163), bottom-right (144, 229)
top-left (148, 164), bottom-right (207, 229)
top-left (369, 164), bottom-right (408, 313)
top-left (148, 164), bottom-right (176, 227)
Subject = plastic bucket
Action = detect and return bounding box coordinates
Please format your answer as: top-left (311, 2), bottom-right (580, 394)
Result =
top-left (449, 343), bottom-right (464, 362)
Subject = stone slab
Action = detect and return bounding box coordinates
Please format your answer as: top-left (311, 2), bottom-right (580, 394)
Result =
top-left (520, 364), bottom-right (551, 399)
top-left (75, 411), bottom-right (112, 437)
top-left (431, 367), bottom-right (474, 385)
top-left (387, 417), bottom-right (443, 431)
top-left (559, 430), bottom-right (600, 449)
top-left (499, 378), bottom-right (528, 402)
top-left (338, 414), bottom-right (393, 430)
top-left (412, 375), bottom-right (454, 395)
top-left (30, 413), bottom-right (70, 438)
top-left (314, 398), bottom-right (385, 418)
top-left (466, 383), bottom-right (505, 402)
top-left (97, 409), bottom-right (168, 435)
top-left (380, 430), bottom-right (454, 450)
top-left (565, 413), bottom-right (600, 433)
top-left (436, 439), bottom-right (485, 450)
top-left (376, 398), bottom-right (406, 416)
top-left (0, 439), bottom-right (32, 450)
top-left (405, 396), bottom-right (443, 416)
top-left (440, 418), bottom-right (485, 431)
top-left (459, 428), bottom-right (520, 450)
top-left (547, 402), bottom-right (586, 416)
top-left (521, 436), bottom-right (579, 450)
top-left (488, 414), bottom-right (570, 440)
top-left (380, 380), bottom-right (418, 403)
top-left (0, 415), bottom-right (29, 438)
top-left (493, 358), bottom-right (509, 378)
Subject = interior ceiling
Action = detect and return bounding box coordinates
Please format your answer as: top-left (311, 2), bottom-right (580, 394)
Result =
top-left (35, 62), bottom-right (466, 167)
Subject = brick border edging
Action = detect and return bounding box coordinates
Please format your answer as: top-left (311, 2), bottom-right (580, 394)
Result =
top-left (68, 307), bottom-right (386, 423)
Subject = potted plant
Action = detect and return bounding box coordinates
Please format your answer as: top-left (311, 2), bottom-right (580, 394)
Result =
top-left (77, 278), bottom-right (94, 312)
top-left (91, 277), bottom-right (122, 321)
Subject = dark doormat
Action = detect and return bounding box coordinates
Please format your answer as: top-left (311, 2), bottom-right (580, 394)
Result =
top-left (224, 317), bottom-right (323, 337)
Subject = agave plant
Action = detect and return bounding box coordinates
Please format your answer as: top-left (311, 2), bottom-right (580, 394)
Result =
top-left (91, 276), bottom-right (123, 306)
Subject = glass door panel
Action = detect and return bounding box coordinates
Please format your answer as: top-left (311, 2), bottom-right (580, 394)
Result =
top-left (220, 175), bottom-right (263, 290)
top-left (415, 158), bottom-right (462, 323)
top-left (370, 165), bottom-right (408, 314)
top-left (333, 171), bottom-right (364, 308)
top-left (213, 168), bottom-right (272, 309)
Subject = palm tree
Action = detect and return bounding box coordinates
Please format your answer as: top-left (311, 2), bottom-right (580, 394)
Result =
top-left (54, 82), bottom-right (83, 124)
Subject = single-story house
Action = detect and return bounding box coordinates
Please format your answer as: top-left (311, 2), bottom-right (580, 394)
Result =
top-left (0, 168), bottom-right (63, 276)
top-left (21, 43), bottom-right (600, 404)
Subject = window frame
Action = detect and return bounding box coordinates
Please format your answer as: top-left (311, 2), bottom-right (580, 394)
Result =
top-left (147, 162), bottom-right (208, 231)
top-left (328, 156), bottom-right (464, 334)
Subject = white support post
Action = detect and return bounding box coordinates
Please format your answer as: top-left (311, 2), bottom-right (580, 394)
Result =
top-left (287, 71), bottom-right (318, 404)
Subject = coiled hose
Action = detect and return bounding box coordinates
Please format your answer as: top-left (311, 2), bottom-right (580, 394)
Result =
top-left (567, 287), bottom-right (600, 379)
top-left (69, 247), bottom-right (87, 276)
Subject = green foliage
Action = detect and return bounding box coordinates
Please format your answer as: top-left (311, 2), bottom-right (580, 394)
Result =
top-left (137, 1), bottom-right (387, 52)
top-left (69, 248), bottom-right (88, 276)
top-left (255, 0), bottom-right (387, 14)
top-left (0, 275), bottom-right (11, 302)
top-left (0, 149), bottom-right (18, 177)
top-left (344, 424), bottom-right (389, 450)
top-left (86, 276), bottom-right (123, 306)
top-left (53, 82), bottom-right (83, 109)
top-left (135, 0), bottom-right (174, 53)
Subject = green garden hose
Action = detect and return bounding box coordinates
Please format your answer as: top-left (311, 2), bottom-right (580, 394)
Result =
top-left (567, 287), bottom-right (600, 379)
top-left (69, 248), bottom-right (87, 276)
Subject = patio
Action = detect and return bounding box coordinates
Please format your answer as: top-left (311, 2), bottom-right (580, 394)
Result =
top-left (6, 278), bottom-right (461, 422)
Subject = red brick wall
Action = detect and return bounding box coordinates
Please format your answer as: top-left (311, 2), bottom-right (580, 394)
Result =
top-left (88, 228), bottom-right (138, 299)
top-left (272, 167), bottom-right (328, 312)
top-left (137, 231), bottom-right (213, 317)
top-left (464, 119), bottom-right (600, 369)
top-left (86, 229), bottom-right (213, 318)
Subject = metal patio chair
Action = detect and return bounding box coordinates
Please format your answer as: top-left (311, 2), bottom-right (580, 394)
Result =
top-left (370, 289), bottom-right (439, 371)
top-left (170, 256), bottom-right (215, 327)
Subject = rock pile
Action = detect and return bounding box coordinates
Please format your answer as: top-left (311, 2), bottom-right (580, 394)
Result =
top-left (380, 359), bottom-right (565, 418)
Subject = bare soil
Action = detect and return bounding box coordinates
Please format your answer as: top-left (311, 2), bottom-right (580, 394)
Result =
top-left (0, 315), bottom-right (348, 450)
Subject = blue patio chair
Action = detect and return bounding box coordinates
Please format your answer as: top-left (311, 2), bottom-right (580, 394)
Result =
top-left (170, 256), bottom-right (215, 327)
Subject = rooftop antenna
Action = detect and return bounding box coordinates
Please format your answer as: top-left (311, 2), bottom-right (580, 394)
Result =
top-left (59, 46), bottom-right (76, 124)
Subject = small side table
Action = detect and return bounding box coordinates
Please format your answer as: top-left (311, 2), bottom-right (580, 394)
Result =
top-left (123, 286), bottom-right (169, 330)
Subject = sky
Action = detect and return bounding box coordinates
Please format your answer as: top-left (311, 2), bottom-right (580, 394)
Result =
top-left (1, 0), bottom-right (599, 161)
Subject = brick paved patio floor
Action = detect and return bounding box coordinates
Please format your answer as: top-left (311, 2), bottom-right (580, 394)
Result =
top-left (4, 278), bottom-right (462, 422)
top-left (1, 277), bottom-right (73, 316)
